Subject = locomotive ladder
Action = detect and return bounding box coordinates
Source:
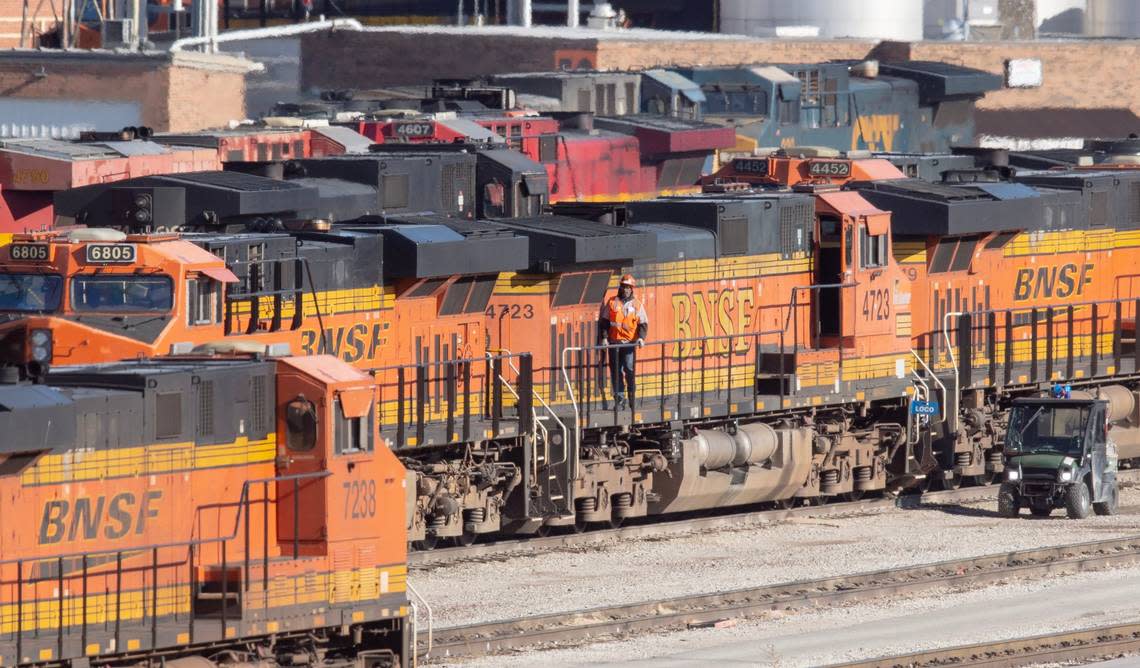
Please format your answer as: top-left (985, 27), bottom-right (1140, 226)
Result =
top-left (493, 350), bottom-right (571, 513)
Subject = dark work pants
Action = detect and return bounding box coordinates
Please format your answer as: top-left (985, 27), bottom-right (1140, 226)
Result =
top-left (608, 345), bottom-right (636, 402)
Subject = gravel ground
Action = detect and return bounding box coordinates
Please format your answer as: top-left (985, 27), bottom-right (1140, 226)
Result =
top-left (412, 487), bottom-right (1140, 630)
top-left (443, 565), bottom-right (1140, 667)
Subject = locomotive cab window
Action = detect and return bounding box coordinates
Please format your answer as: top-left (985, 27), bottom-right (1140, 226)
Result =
top-left (285, 396), bottom-right (317, 452)
top-left (858, 226), bottom-right (887, 269)
top-left (187, 276), bottom-right (222, 325)
top-left (72, 275), bottom-right (173, 312)
top-left (334, 399), bottom-right (373, 454)
top-left (0, 273), bottom-right (62, 312)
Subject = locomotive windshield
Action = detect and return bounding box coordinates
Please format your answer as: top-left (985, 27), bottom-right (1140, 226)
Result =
top-left (0, 274), bottom-right (62, 312)
top-left (1005, 403), bottom-right (1089, 456)
top-left (71, 275), bottom-right (174, 312)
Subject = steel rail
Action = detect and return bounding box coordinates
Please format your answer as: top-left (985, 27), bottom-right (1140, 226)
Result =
top-left (418, 518), bottom-right (1140, 661)
top-left (829, 621), bottom-right (1140, 667)
top-left (410, 469), bottom-right (1140, 568)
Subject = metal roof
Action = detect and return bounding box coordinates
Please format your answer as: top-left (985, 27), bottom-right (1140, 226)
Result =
top-left (643, 69), bottom-right (705, 103)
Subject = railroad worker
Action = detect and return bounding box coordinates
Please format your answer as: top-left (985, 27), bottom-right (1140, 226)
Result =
top-left (598, 274), bottom-right (648, 410)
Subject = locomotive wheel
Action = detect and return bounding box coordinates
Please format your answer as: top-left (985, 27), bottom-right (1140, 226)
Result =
top-left (608, 515), bottom-right (625, 530)
top-left (937, 473), bottom-right (963, 491)
top-left (775, 498), bottom-right (795, 510)
top-left (453, 531), bottom-right (477, 547)
top-left (534, 524), bottom-right (553, 537)
top-left (971, 473), bottom-right (995, 487)
top-left (413, 535), bottom-right (439, 551)
top-left (842, 490), bottom-right (864, 502)
top-left (572, 516), bottom-right (589, 533)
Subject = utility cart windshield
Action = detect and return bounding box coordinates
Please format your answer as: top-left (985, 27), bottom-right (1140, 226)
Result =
top-left (1006, 403), bottom-right (1090, 456)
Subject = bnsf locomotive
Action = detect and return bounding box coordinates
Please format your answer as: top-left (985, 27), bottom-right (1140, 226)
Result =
top-left (5, 148), bottom-right (1140, 555)
top-left (0, 351), bottom-right (410, 668)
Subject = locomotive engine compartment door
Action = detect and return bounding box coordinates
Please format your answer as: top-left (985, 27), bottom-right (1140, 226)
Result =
top-left (816, 213), bottom-right (843, 339)
top-left (276, 362), bottom-right (337, 555)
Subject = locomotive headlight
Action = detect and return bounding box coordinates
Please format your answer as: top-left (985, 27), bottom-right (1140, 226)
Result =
top-left (1007, 469), bottom-right (1020, 482)
top-left (29, 328), bottom-right (51, 362)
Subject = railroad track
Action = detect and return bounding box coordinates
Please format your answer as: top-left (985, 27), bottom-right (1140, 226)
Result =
top-left (411, 469), bottom-right (1140, 568)
top-left (830, 621), bottom-right (1140, 667)
top-left (418, 531), bottom-right (1140, 661)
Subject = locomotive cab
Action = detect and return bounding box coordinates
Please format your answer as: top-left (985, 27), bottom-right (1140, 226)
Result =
top-left (1000, 397), bottom-right (1119, 519)
top-left (0, 230), bottom-right (238, 378)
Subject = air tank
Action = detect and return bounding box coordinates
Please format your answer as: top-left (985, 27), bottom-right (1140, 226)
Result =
top-left (719, 0), bottom-right (922, 40)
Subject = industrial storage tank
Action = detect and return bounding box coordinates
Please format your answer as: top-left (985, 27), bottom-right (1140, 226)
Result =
top-left (1087, 0), bottom-right (1140, 37)
top-left (719, 0), bottom-right (923, 40)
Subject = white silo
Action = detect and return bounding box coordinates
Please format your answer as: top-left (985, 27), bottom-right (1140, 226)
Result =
top-left (1087, 0), bottom-right (1140, 37)
top-left (719, 0), bottom-right (923, 41)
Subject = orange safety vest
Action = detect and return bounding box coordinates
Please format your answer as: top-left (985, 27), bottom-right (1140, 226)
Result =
top-left (606, 296), bottom-right (642, 343)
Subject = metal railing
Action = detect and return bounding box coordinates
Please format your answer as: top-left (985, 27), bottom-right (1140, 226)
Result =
top-left (372, 352), bottom-right (533, 449)
top-left (0, 470), bottom-right (330, 661)
top-left (937, 297), bottom-right (1140, 391)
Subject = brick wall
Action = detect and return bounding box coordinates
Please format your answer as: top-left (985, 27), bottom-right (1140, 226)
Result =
top-left (299, 27), bottom-right (1140, 116)
top-left (905, 41), bottom-right (1140, 112)
top-left (593, 38), bottom-right (876, 71)
top-left (300, 28), bottom-right (599, 89)
top-left (0, 51), bottom-right (252, 130)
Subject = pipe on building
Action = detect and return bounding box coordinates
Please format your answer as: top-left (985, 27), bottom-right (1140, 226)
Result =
top-left (169, 17), bottom-right (363, 52)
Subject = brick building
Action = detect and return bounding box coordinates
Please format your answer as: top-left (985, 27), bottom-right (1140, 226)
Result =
top-left (0, 49), bottom-right (254, 132)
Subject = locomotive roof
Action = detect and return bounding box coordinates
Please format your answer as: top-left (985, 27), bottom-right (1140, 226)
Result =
top-left (493, 215), bottom-right (656, 271)
top-left (0, 138), bottom-right (187, 161)
top-left (848, 178), bottom-right (1083, 235)
top-left (343, 216), bottom-right (530, 278)
top-left (46, 356), bottom-right (275, 391)
top-left (0, 357), bottom-right (280, 456)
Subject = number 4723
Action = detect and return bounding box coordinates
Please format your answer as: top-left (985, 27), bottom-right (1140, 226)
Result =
top-left (862, 289), bottom-right (890, 321)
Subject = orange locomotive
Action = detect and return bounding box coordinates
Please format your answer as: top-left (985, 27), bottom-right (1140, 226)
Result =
top-left (703, 149), bottom-right (1140, 488)
top-left (0, 219), bottom-right (529, 546)
top-left (0, 351), bottom-right (410, 668)
top-left (15, 151), bottom-right (1140, 542)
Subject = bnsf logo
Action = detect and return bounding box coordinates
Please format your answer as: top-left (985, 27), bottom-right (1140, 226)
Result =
top-left (1013, 263), bottom-right (1093, 302)
top-left (39, 490), bottom-right (162, 544)
top-left (672, 287), bottom-right (755, 357)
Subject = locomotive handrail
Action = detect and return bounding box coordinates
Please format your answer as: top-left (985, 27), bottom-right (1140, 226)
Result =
top-left (942, 310), bottom-right (965, 434)
top-left (493, 348), bottom-right (569, 475)
top-left (560, 328), bottom-right (787, 480)
top-left (0, 469), bottom-right (333, 661)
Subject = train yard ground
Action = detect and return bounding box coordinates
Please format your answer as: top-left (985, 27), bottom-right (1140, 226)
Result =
top-left (411, 475), bottom-right (1140, 666)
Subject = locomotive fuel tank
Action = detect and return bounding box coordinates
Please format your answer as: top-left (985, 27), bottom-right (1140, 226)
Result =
top-left (650, 424), bottom-right (812, 513)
